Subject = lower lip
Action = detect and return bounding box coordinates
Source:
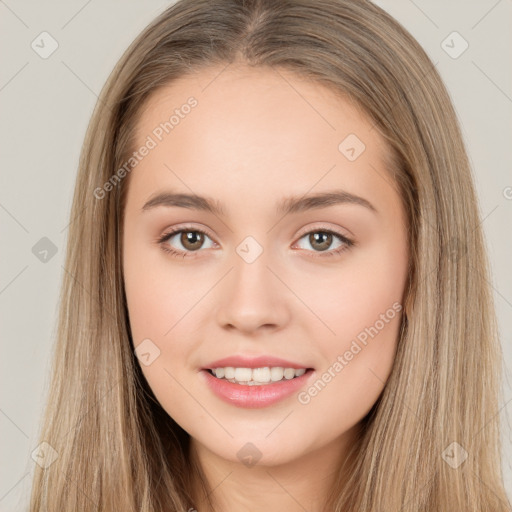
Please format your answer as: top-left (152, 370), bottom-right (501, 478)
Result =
top-left (200, 369), bottom-right (315, 408)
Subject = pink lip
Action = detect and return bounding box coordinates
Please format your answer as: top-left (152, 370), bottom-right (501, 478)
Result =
top-left (202, 355), bottom-right (313, 370)
top-left (200, 368), bottom-right (316, 409)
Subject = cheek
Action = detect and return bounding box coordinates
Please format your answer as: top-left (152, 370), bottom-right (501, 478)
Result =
top-left (123, 239), bottom-right (209, 407)
top-left (295, 288), bottom-right (402, 441)
top-left (123, 257), bottom-right (166, 343)
top-left (123, 235), bottom-right (197, 343)
top-left (295, 237), bottom-right (406, 410)
top-left (294, 236), bottom-right (406, 347)
top-left (123, 246), bottom-right (200, 419)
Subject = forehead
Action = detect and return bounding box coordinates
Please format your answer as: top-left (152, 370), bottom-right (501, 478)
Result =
top-left (125, 64), bottom-right (397, 216)
top-left (134, 64), bottom-right (379, 148)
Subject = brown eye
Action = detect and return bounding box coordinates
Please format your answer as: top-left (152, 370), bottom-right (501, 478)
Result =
top-left (294, 229), bottom-right (354, 258)
top-left (308, 232), bottom-right (333, 252)
top-left (180, 231), bottom-right (205, 251)
top-left (158, 227), bottom-right (216, 257)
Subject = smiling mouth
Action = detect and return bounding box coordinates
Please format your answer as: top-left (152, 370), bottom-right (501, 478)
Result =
top-left (206, 367), bottom-right (314, 385)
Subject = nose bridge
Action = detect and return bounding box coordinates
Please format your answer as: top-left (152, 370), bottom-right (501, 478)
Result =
top-left (233, 241), bottom-right (271, 292)
top-left (216, 235), bottom-right (288, 332)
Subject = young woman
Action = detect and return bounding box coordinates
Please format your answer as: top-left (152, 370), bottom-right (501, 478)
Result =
top-left (29, 0), bottom-right (511, 510)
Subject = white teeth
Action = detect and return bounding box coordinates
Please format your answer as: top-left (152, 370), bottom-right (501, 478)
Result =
top-left (270, 367), bottom-right (283, 381)
top-left (214, 368), bottom-right (225, 378)
top-left (253, 367), bottom-right (271, 383)
top-left (283, 368), bottom-right (295, 380)
top-left (234, 367), bottom-right (252, 382)
top-left (209, 366), bottom-right (308, 384)
top-left (224, 367), bottom-right (235, 379)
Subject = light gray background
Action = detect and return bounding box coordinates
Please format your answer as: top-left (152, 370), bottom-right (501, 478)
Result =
top-left (1, 1), bottom-right (511, 510)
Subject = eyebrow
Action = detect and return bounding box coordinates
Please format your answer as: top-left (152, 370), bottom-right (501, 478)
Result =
top-left (141, 189), bottom-right (377, 216)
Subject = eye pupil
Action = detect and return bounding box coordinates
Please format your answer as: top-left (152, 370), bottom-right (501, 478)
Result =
top-left (181, 231), bottom-right (204, 251)
top-left (309, 232), bottom-right (332, 251)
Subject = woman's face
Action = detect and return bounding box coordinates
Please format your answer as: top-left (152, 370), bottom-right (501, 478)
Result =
top-left (122, 64), bottom-right (409, 468)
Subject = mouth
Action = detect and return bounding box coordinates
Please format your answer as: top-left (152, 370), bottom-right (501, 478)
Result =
top-left (200, 366), bottom-right (316, 408)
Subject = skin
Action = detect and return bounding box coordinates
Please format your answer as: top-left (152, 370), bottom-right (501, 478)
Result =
top-left (122, 64), bottom-right (409, 512)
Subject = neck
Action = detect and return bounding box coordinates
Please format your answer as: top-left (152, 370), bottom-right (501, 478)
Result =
top-left (187, 424), bottom-right (361, 512)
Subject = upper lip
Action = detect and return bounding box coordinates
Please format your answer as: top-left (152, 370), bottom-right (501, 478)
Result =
top-left (203, 355), bottom-right (313, 370)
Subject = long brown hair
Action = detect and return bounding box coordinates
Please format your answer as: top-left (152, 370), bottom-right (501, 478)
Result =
top-left (29, 0), bottom-right (511, 510)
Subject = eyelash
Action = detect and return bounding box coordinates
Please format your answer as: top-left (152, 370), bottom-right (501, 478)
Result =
top-left (156, 225), bottom-right (355, 259)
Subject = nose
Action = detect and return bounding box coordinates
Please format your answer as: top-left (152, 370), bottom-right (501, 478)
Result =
top-left (215, 249), bottom-right (291, 335)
